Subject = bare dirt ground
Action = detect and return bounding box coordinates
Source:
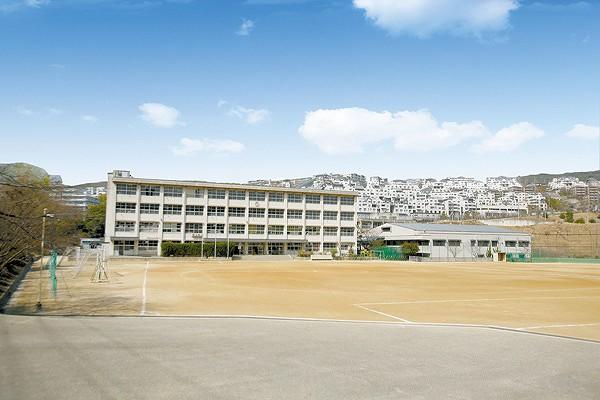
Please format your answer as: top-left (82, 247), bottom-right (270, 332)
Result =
top-left (6, 258), bottom-right (600, 341)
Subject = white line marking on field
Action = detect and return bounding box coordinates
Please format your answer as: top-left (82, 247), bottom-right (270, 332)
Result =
top-left (353, 304), bottom-right (412, 323)
top-left (141, 260), bottom-right (149, 316)
top-left (357, 295), bottom-right (600, 306)
top-left (518, 322), bottom-right (600, 330)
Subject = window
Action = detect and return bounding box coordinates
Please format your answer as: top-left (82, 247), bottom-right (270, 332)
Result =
top-left (208, 189), bottom-right (226, 199)
top-left (323, 195), bottom-right (338, 205)
top-left (470, 240), bottom-right (477, 247)
top-left (138, 240), bottom-right (158, 253)
top-left (229, 224), bottom-right (245, 234)
top-left (249, 208), bottom-right (265, 218)
top-left (287, 226), bottom-right (302, 236)
top-left (268, 209), bottom-right (284, 219)
top-left (306, 194), bottom-right (320, 204)
top-left (433, 240), bottom-right (446, 247)
top-left (116, 202), bottom-right (136, 213)
top-left (163, 204), bottom-right (182, 215)
top-left (116, 183), bottom-right (137, 195)
top-left (340, 212), bottom-right (354, 221)
top-left (114, 240), bottom-right (134, 256)
top-left (478, 240), bottom-right (490, 247)
top-left (518, 241), bottom-right (530, 247)
top-left (305, 210), bottom-right (320, 220)
top-left (492, 241), bottom-right (498, 247)
top-left (140, 203), bottom-right (160, 214)
top-left (186, 205), bottom-right (204, 216)
top-left (305, 226), bottom-right (320, 235)
top-left (162, 222), bottom-right (181, 233)
top-left (141, 185), bottom-right (160, 196)
top-left (323, 243), bottom-right (337, 250)
top-left (268, 192), bottom-right (284, 202)
top-left (505, 241), bottom-right (517, 247)
top-left (287, 210), bottom-right (303, 219)
top-left (306, 242), bottom-right (320, 251)
top-left (248, 224), bottom-right (265, 234)
top-left (288, 193), bottom-right (303, 203)
top-left (340, 196), bottom-right (355, 205)
top-left (268, 225), bottom-right (284, 235)
top-left (249, 191), bottom-right (266, 201)
top-left (324, 227), bottom-right (338, 236)
top-left (448, 240), bottom-right (461, 247)
top-left (323, 211), bottom-right (338, 220)
top-left (206, 223), bottom-right (225, 234)
top-left (189, 188), bottom-right (205, 198)
top-left (115, 221), bottom-right (135, 232)
top-left (185, 223), bottom-right (203, 234)
top-left (139, 222), bottom-right (159, 233)
top-left (229, 190), bottom-right (246, 200)
top-left (287, 242), bottom-right (303, 251)
top-left (207, 206), bottom-right (225, 217)
top-left (341, 227), bottom-right (354, 237)
top-left (229, 207), bottom-right (246, 217)
top-left (163, 186), bottom-right (182, 198)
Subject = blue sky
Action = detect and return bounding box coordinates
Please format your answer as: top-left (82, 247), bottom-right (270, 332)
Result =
top-left (0, 0), bottom-right (598, 184)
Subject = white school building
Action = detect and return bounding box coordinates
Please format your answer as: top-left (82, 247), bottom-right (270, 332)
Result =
top-left (104, 170), bottom-right (359, 257)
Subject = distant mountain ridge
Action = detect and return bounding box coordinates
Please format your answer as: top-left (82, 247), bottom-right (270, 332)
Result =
top-left (3, 162), bottom-right (600, 189)
top-left (0, 162), bottom-right (62, 184)
top-left (518, 170), bottom-right (600, 186)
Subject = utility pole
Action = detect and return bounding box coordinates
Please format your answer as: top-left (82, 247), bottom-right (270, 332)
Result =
top-left (36, 208), bottom-right (54, 311)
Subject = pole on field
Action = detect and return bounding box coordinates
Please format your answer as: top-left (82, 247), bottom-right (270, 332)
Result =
top-left (227, 237), bottom-right (230, 259)
top-left (214, 237), bottom-right (217, 259)
top-left (36, 209), bottom-right (54, 311)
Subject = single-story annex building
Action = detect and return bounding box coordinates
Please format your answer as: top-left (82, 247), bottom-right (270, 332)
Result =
top-left (369, 223), bottom-right (532, 261)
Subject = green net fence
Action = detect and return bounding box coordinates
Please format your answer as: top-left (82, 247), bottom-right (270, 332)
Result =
top-left (372, 247), bottom-right (405, 260)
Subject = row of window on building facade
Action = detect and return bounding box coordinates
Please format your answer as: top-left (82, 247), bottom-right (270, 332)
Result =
top-left (115, 221), bottom-right (356, 236)
top-left (385, 239), bottom-right (530, 247)
top-left (116, 184), bottom-right (355, 205)
top-left (113, 240), bottom-right (350, 254)
top-left (115, 203), bottom-right (356, 220)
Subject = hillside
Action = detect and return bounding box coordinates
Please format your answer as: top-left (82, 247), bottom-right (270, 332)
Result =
top-left (518, 170), bottom-right (600, 186)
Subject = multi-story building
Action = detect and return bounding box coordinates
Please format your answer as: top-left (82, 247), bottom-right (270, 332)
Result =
top-left (105, 170), bottom-right (358, 257)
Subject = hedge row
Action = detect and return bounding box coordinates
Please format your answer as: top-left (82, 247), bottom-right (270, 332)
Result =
top-left (161, 241), bottom-right (238, 257)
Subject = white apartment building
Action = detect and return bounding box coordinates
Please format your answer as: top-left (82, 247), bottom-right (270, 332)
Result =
top-left (105, 171), bottom-right (359, 257)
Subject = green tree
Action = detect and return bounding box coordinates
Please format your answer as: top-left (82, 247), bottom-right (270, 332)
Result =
top-left (545, 197), bottom-right (563, 211)
top-left (565, 210), bottom-right (574, 223)
top-left (401, 242), bottom-right (420, 257)
top-left (83, 194), bottom-right (106, 238)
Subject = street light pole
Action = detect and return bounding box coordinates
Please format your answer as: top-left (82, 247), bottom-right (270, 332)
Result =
top-left (36, 208), bottom-right (48, 311)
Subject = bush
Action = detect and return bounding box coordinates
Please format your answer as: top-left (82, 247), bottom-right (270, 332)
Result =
top-left (589, 218), bottom-right (596, 223)
top-left (401, 242), bottom-right (420, 256)
top-left (574, 218), bottom-right (585, 224)
top-left (559, 213), bottom-right (566, 220)
top-left (161, 241), bottom-right (237, 257)
top-left (329, 248), bottom-right (338, 257)
top-left (565, 210), bottom-right (574, 223)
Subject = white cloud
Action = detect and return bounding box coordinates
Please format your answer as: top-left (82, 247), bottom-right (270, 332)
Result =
top-left (81, 115), bottom-right (98, 123)
top-left (171, 138), bottom-right (245, 156)
top-left (565, 124), bottom-right (599, 140)
top-left (47, 107), bottom-right (63, 115)
top-left (353, 0), bottom-right (519, 37)
top-left (299, 107), bottom-right (544, 155)
top-left (228, 105), bottom-right (270, 124)
top-left (237, 18), bottom-right (255, 36)
top-left (15, 106), bottom-right (35, 116)
top-left (1, 0), bottom-right (48, 12)
top-left (138, 102), bottom-right (182, 128)
top-left (471, 122), bottom-right (544, 153)
top-left (299, 108), bottom-right (488, 154)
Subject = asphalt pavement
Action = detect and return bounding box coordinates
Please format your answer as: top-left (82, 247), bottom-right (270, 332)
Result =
top-left (1, 314), bottom-right (599, 399)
